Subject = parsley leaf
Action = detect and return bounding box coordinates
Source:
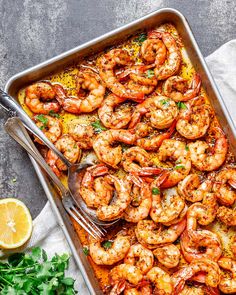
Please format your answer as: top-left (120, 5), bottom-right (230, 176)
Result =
top-left (36, 114), bottom-right (48, 130)
top-left (160, 99), bottom-right (170, 107)
top-left (102, 241), bottom-right (113, 250)
top-left (48, 110), bottom-right (60, 118)
top-left (177, 102), bottom-right (187, 109)
top-left (83, 247), bottom-right (89, 256)
top-left (152, 187), bottom-right (160, 195)
top-left (185, 145), bottom-right (189, 151)
top-left (175, 165), bottom-right (185, 169)
top-left (146, 69), bottom-right (155, 78)
top-left (0, 247), bottom-right (77, 294)
top-left (134, 33), bottom-right (147, 45)
top-left (91, 120), bottom-right (107, 133)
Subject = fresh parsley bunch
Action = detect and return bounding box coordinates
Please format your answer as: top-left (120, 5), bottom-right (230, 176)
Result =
top-left (0, 247), bottom-right (77, 295)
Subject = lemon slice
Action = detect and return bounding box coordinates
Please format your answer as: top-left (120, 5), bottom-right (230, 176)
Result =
top-left (0, 198), bottom-right (33, 249)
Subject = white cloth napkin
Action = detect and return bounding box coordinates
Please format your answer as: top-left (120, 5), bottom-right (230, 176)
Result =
top-left (15, 40), bottom-right (236, 294)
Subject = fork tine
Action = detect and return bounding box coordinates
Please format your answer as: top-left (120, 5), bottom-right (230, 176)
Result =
top-left (71, 204), bottom-right (105, 238)
top-left (62, 195), bottom-right (102, 239)
top-left (67, 208), bottom-right (101, 239)
top-left (74, 206), bottom-right (107, 235)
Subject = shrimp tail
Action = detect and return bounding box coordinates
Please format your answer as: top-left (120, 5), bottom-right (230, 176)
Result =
top-left (148, 30), bottom-right (162, 39)
top-left (87, 163), bottom-right (109, 176)
top-left (155, 171), bottom-right (170, 187)
top-left (228, 179), bottom-right (236, 189)
top-left (132, 167), bottom-right (164, 176)
top-left (191, 73), bottom-right (201, 93)
top-left (166, 119), bottom-right (177, 137)
top-left (128, 174), bottom-right (143, 187)
top-left (110, 280), bottom-right (126, 295)
top-left (128, 92), bottom-right (145, 103)
top-left (173, 279), bottom-right (186, 295)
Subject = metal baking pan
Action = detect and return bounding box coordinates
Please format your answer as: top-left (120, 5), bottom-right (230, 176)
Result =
top-left (4, 8), bottom-right (236, 295)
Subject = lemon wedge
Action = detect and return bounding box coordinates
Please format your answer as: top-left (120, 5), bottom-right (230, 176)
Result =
top-left (0, 198), bottom-right (33, 249)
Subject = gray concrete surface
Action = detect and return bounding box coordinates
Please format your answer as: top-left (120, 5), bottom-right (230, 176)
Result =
top-left (0, 0), bottom-right (235, 218)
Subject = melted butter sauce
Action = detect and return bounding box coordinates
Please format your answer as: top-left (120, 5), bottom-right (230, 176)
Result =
top-left (18, 23), bottom-right (235, 293)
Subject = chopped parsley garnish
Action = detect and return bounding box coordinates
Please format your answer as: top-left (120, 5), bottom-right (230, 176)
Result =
top-left (83, 246), bottom-right (89, 256)
top-left (185, 145), bottom-right (189, 151)
top-left (0, 247), bottom-right (77, 294)
top-left (175, 165), bottom-right (185, 169)
top-left (146, 69), bottom-right (155, 78)
top-left (177, 102), bottom-right (187, 109)
top-left (48, 110), bottom-right (60, 118)
top-left (36, 114), bottom-right (48, 130)
top-left (152, 187), bottom-right (160, 195)
top-left (160, 99), bottom-right (170, 107)
top-left (91, 120), bottom-right (107, 133)
top-left (134, 33), bottom-right (147, 45)
top-left (102, 241), bottom-right (113, 250)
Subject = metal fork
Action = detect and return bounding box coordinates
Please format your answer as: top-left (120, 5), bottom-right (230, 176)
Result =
top-left (4, 117), bottom-right (105, 240)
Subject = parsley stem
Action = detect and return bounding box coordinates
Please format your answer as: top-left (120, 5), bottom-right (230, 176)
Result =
top-left (0, 261), bottom-right (59, 272)
top-left (0, 275), bottom-right (13, 286)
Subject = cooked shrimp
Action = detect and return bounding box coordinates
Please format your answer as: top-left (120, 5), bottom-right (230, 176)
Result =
top-left (146, 267), bottom-right (173, 295)
top-left (172, 259), bottom-right (220, 294)
top-left (68, 122), bottom-right (95, 149)
top-left (178, 285), bottom-right (205, 295)
top-left (124, 176), bottom-right (152, 223)
top-left (178, 174), bottom-right (212, 203)
top-left (232, 236), bottom-right (236, 257)
top-left (189, 126), bottom-right (228, 171)
top-left (124, 284), bottom-right (152, 295)
top-left (153, 244), bottom-right (180, 268)
top-left (46, 135), bottom-right (81, 177)
top-left (176, 96), bottom-right (212, 139)
top-left (135, 218), bottom-right (186, 249)
top-left (180, 230), bottom-right (222, 263)
top-left (25, 82), bottom-right (60, 114)
top-left (93, 124), bottom-right (150, 168)
top-left (33, 114), bottom-right (62, 144)
top-left (79, 164), bottom-right (113, 208)
top-left (150, 176), bottom-right (186, 224)
top-left (163, 203), bottom-right (188, 226)
top-left (98, 93), bottom-right (132, 129)
top-left (98, 49), bottom-right (144, 101)
top-left (218, 257), bottom-right (236, 294)
top-left (136, 120), bottom-right (176, 151)
top-left (148, 31), bottom-right (181, 80)
top-left (187, 192), bottom-right (218, 233)
top-left (217, 206), bottom-right (236, 226)
top-left (213, 168), bottom-right (236, 206)
top-left (117, 65), bottom-right (157, 96)
top-left (109, 264), bottom-right (143, 286)
top-left (162, 73), bottom-right (201, 102)
top-left (129, 95), bottom-right (178, 129)
top-left (89, 235), bottom-right (130, 265)
top-left (96, 175), bottom-right (131, 221)
top-left (158, 139), bottom-right (191, 188)
top-left (141, 37), bottom-right (167, 65)
top-left (126, 80), bottom-right (155, 96)
top-left (124, 244), bottom-right (154, 274)
top-left (122, 147), bottom-right (162, 176)
top-left (54, 72), bottom-right (105, 114)
top-left (118, 65), bottom-right (158, 87)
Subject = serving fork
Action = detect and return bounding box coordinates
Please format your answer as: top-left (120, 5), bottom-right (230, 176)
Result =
top-left (4, 117), bottom-right (105, 240)
top-left (0, 89), bottom-right (118, 227)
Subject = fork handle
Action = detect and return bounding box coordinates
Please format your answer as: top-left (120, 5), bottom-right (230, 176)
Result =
top-left (4, 117), bottom-right (68, 196)
top-left (0, 89), bottom-right (71, 167)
